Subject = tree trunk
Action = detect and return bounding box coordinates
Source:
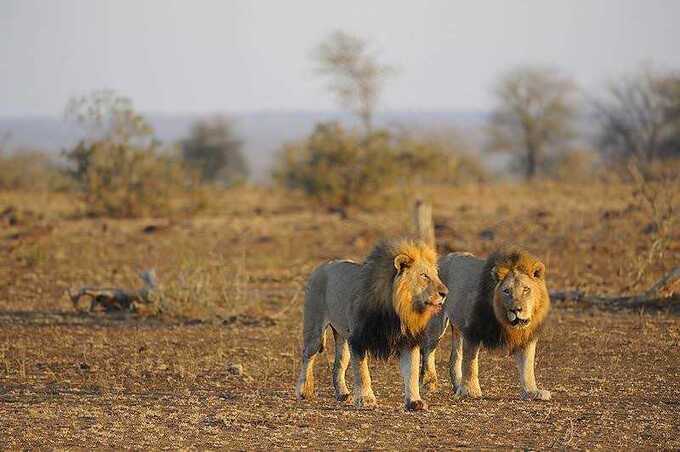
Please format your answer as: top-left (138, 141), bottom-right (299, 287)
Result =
top-left (526, 144), bottom-right (538, 180)
top-left (361, 110), bottom-right (373, 136)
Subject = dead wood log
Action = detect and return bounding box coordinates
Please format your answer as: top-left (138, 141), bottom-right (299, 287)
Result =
top-left (68, 270), bottom-right (162, 314)
top-left (550, 267), bottom-right (680, 309)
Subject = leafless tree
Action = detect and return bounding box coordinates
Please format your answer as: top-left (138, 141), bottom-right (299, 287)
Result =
top-left (315, 31), bottom-right (395, 135)
top-left (65, 89), bottom-right (153, 147)
top-left (593, 67), bottom-right (680, 161)
top-left (487, 66), bottom-right (577, 180)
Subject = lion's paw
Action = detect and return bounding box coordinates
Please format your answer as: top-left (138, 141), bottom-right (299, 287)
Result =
top-left (295, 388), bottom-right (315, 401)
top-left (521, 389), bottom-right (551, 401)
top-left (454, 384), bottom-right (482, 399)
top-left (421, 378), bottom-right (438, 394)
top-left (336, 393), bottom-right (352, 403)
top-left (353, 394), bottom-right (377, 409)
top-left (405, 399), bottom-right (428, 411)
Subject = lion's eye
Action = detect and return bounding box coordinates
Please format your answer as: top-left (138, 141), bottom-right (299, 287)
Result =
top-left (523, 287), bottom-right (531, 295)
top-left (502, 287), bottom-right (512, 296)
top-left (420, 273), bottom-right (430, 280)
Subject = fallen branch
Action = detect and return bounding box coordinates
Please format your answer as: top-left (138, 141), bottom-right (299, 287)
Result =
top-left (68, 270), bottom-right (162, 314)
top-left (643, 266), bottom-right (680, 299)
top-left (551, 267), bottom-right (680, 310)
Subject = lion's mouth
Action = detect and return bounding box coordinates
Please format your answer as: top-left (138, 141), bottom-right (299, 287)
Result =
top-left (507, 311), bottom-right (530, 327)
top-left (425, 298), bottom-right (444, 313)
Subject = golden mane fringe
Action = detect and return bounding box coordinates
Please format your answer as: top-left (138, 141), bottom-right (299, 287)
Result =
top-left (363, 239), bottom-right (438, 336)
top-left (491, 249), bottom-right (551, 353)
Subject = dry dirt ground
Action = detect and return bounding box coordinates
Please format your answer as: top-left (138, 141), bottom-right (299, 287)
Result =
top-left (1, 183), bottom-right (678, 449)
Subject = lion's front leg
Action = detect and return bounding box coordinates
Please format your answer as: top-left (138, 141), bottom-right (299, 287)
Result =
top-left (420, 312), bottom-right (448, 393)
top-left (350, 349), bottom-right (377, 408)
top-left (420, 346), bottom-right (438, 393)
top-left (456, 336), bottom-right (482, 398)
top-left (401, 346), bottom-right (427, 411)
top-left (513, 340), bottom-right (551, 401)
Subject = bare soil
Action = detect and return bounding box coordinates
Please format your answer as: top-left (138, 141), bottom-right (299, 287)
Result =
top-left (1, 183), bottom-right (678, 449)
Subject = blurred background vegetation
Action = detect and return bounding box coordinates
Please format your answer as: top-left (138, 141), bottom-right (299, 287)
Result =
top-left (1, 30), bottom-right (679, 216)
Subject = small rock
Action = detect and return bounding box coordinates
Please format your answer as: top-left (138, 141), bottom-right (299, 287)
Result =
top-left (226, 363), bottom-right (243, 376)
top-left (479, 228), bottom-right (495, 241)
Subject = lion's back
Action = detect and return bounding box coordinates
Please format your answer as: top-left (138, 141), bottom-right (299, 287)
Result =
top-left (305, 260), bottom-right (361, 336)
top-left (322, 259), bottom-right (361, 301)
top-left (439, 252), bottom-right (485, 331)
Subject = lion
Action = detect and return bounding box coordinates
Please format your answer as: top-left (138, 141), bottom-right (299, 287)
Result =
top-left (295, 239), bottom-right (448, 411)
top-left (419, 249), bottom-right (551, 401)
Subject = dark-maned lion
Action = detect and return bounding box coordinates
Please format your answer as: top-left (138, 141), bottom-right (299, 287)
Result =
top-left (296, 239), bottom-right (448, 411)
top-left (420, 249), bottom-right (552, 400)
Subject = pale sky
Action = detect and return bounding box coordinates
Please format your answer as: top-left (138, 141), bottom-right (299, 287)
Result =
top-left (1, 0), bottom-right (679, 116)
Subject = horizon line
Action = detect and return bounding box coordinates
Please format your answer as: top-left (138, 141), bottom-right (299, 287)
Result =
top-left (0, 109), bottom-right (491, 121)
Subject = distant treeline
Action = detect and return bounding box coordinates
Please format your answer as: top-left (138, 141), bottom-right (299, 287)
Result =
top-left (1, 31), bottom-right (679, 215)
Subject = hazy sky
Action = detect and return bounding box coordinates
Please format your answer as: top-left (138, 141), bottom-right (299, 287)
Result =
top-left (1, 0), bottom-right (679, 116)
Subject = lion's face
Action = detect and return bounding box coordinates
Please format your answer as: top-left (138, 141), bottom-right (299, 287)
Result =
top-left (394, 251), bottom-right (448, 320)
top-left (492, 255), bottom-right (547, 330)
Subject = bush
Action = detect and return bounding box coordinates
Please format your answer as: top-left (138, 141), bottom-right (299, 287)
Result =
top-left (627, 158), bottom-right (679, 287)
top-left (66, 140), bottom-right (190, 217)
top-left (0, 151), bottom-right (72, 192)
top-left (273, 123), bottom-right (393, 207)
top-left (392, 134), bottom-right (487, 186)
top-left (64, 90), bottom-right (195, 218)
top-left (545, 148), bottom-right (599, 182)
top-left (181, 117), bottom-right (248, 185)
top-left (273, 122), bottom-right (486, 207)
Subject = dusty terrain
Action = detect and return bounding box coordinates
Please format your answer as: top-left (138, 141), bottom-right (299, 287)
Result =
top-left (1, 183), bottom-right (678, 449)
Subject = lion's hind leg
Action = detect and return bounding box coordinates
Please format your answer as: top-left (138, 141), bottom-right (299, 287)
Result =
top-left (296, 267), bottom-right (329, 401)
top-left (331, 328), bottom-right (351, 403)
top-left (455, 335), bottom-right (482, 398)
top-left (295, 328), bottom-right (325, 400)
top-left (448, 327), bottom-right (463, 391)
top-left (296, 324), bottom-right (327, 400)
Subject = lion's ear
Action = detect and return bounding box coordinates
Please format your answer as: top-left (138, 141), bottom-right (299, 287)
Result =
top-left (532, 262), bottom-right (545, 280)
top-left (492, 265), bottom-right (509, 282)
top-left (394, 254), bottom-right (414, 273)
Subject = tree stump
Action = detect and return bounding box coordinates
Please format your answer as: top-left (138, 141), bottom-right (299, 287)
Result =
top-left (414, 199), bottom-right (435, 249)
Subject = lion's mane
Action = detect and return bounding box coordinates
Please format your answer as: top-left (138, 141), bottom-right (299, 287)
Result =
top-left (349, 239), bottom-right (438, 360)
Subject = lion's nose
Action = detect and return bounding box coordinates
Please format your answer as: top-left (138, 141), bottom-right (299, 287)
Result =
top-left (439, 287), bottom-right (448, 299)
top-left (509, 306), bottom-right (522, 313)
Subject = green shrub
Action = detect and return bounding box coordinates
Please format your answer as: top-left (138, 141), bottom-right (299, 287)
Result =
top-left (392, 135), bottom-right (487, 185)
top-left (273, 123), bottom-right (393, 207)
top-left (273, 122), bottom-right (486, 207)
top-left (181, 117), bottom-right (248, 185)
top-left (0, 151), bottom-right (72, 192)
top-left (66, 140), bottom-right (190, 217)
top-left (64, 90), bottom-right (194, 218)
